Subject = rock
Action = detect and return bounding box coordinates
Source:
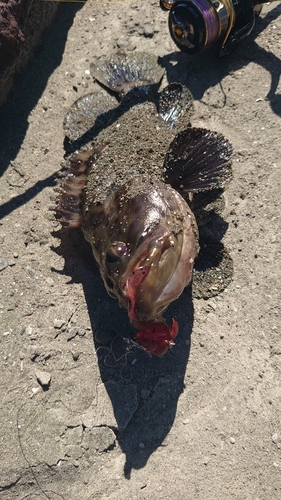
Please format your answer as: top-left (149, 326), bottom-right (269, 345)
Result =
top-left (0, 0), bottom-right (58, 105)
top-left (140, 388), bottom-right (150, 400)
top-left (36, 369), bottom-right (52, 389)
top-left (0, 259), bottom-right (9, 271)
top-left (230, 437), bottom-right (236, 444)
top-left (53, 318), bottom-right (65, 329)
top-left (116, 39), bottom-right (127, 49)
top-left (272, 433), bottom-right (279, 443)
top-left (143, 26), bottom-right (154, 38)
top-left (72, 351), bottom-right (80, 361)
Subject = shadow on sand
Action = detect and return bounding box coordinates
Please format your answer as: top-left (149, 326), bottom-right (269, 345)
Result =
top-left (0, 3), bottom-right (83, 215)
top-left (54, 226), bottom-right (193, 477)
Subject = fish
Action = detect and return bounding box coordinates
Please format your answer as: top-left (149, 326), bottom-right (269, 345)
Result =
top-left (56, 52), bottom-right (233, 356)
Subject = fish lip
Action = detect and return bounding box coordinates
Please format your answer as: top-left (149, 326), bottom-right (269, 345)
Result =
top-left (122, 225), bottom-right (171, 298)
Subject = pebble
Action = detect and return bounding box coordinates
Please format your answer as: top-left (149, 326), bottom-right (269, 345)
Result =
top-left (72, 351), bottom-right (80, 361)
top-left (116, 40), bottom-right (127, 49)
top-left (140, 389), bottom-right (150, 400)
top-left (143, 26), bottom-right (154, 37)
top-left (182, 418), bottom-right (190, 425)
top-left (230, 437), bottom-right (235, 444)
top-left (26, 325), bottom-right (33, 336)
top-left (0, 259), bottom-right (9, 271)
top-left (272, 433), bottom-right (278, 443)
top-left (203, 456), bottom-right (211, 465)
top-left (36, 369), bottom-right (52, 389)
top-left (54, 318), bottom-right (65, 329)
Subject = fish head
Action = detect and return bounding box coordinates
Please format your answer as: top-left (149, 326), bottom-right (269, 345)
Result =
top-left (86, 179), bottom-right (199, 355)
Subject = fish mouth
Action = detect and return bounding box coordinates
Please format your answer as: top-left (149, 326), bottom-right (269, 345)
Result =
top-left (123, 226), bottom-right (174, 326)
top-left (123, 226), bottom-right (180, 357)
top-left (122, 212), bottom-right (198, 356)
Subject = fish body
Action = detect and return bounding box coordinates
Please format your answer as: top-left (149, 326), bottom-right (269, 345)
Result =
top-left (57, 53), bottom-right (232, 356)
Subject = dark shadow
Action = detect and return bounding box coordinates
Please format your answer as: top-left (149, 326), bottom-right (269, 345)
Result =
top-left (52, 226), bottom-right (193, 477)
top-left (0, 3), bottom-right (83, 180)
top-left (161, 4), bottom-right (281, 116)
top-left (0, 172), bottom-right (58, 220)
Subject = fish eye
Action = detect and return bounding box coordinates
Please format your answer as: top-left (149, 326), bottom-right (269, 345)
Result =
top-left (105, 241), bottom-right (127, 264)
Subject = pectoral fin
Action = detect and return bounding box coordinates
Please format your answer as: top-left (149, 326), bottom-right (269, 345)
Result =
top-left (163, 127), bottom-right (232, 193)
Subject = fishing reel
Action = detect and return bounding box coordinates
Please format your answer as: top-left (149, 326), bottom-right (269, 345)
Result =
top-left (160, 0), bottom-right (276, 56)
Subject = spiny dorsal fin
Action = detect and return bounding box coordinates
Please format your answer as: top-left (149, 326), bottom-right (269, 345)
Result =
top-left (158, 83), bottom-right (194, 131)
top-left (163, 128), bottom-right (232, 193)
top-left (90, 52), bottom-right (165, 97)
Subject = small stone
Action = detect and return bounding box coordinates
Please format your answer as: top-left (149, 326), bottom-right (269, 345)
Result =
top-left (230, 437), bottom-right (235, 444)
top-left (272, 433), bottom-right (278, 443)
top-left (26, 325), bottom-right (33, 336)
top-left (54, 319), bottom-right (65, 329)
top-left (36, 369), bottom-right (52, 389)
top-left (67, 328), bottom-right (79, 341)
top-left (139, 442), bottom-right (145, 449)
top-left (182, 418), bottom-right (190, 425)
top-left (72, 351), bottom-right (80, 361)
top-left (117, 40), bottom-right (127, 49)
top-left (143, 26), bottom-right (154, 37)
top-left (0, 259), bottom-right (9, 271)
top-left (203, 456), bottom-right (211, 465)
top-left (140, 389), bottom-right (150, 400)
top-left (13, 252), bottom-right (19, 258)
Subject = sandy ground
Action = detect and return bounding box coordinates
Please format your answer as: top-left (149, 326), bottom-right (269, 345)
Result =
top-left (0, 1), bottom-right (281, 499)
